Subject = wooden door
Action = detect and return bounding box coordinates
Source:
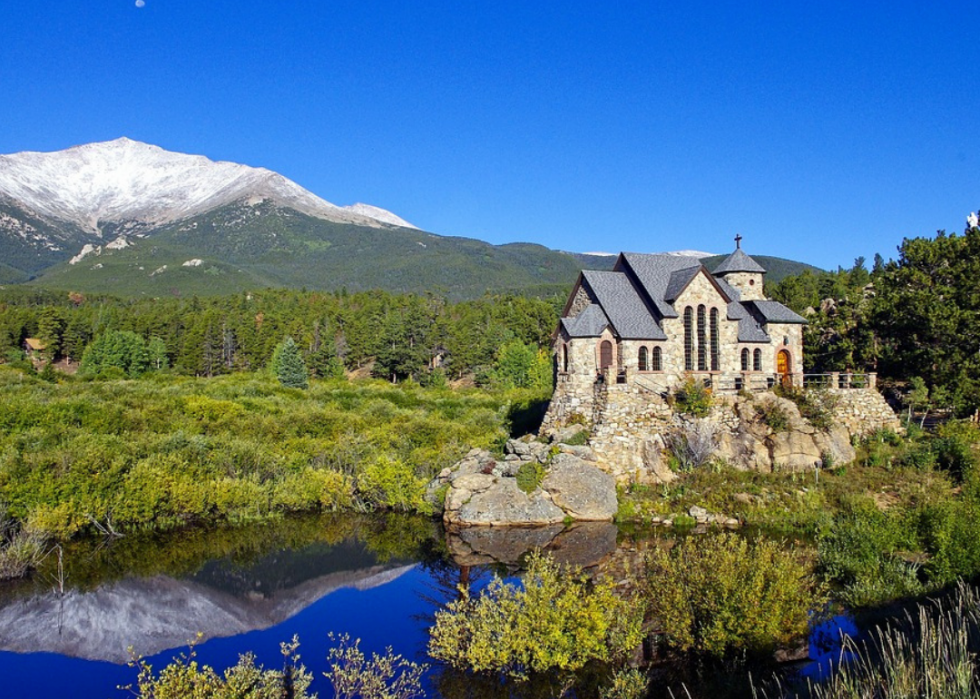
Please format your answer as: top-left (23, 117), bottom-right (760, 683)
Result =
top-left (776, 350), bottom-right (791, 385)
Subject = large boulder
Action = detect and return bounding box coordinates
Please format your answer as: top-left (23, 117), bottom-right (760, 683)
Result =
top-left (434, 445), bottom-right (618, 526)
top-left (450, 477), bottom-right (566, 526)
top-left (541, 454), bottom-right (617, 520)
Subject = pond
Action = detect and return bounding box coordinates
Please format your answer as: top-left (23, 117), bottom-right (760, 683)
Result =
top-left (0, 515), bottom-right (851, 699)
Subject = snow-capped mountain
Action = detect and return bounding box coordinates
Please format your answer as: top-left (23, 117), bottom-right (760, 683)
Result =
top-left (0, 138), bottom-right (416, 234)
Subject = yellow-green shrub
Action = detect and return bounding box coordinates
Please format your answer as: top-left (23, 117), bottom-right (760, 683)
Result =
top-left (359, 456), bottom-right (428, 512)
top-left (647, 533), bottom-right (821, 658)
top-left (271, 468), bottom-right (353, 512)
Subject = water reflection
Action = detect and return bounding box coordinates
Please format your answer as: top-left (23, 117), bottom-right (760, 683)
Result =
top-left (0, 514), bottom-right (858, 699)
top-left (446, 521), bottom-right (618, 568)
top-left (0, 514), bottom-right (435, 664)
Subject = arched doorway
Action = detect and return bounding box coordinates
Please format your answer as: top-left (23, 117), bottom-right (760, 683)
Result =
top-left (599, 340), bottom-right (613, 373)
top-left (776, 350), bottom-right (791, 385)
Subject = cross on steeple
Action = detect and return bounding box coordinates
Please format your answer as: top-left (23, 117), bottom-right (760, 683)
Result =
top-left (734, 234), bottom-right (742, 250)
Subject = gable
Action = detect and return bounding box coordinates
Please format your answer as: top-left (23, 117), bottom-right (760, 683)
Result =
top-left (670, 268), bottom-right (731, 308)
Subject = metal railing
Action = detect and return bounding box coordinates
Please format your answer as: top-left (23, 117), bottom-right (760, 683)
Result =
top-left (601, 370), bottom-right (878, 394)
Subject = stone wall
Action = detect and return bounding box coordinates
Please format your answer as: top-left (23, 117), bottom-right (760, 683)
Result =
top-left (827, 387), bottom-right (902, 437)
top-left (587, 383), bottom-right (675, 482)
top-left (718, 271), bottom-right (765, 300)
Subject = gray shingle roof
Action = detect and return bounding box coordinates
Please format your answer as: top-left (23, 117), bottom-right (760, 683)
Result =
top-left (663, 266), bottom-right (702, 302)
top-left (561, 303), bottom-right (610, 337)
top-left (714, 276), bottom-right (742, 302)
top-left (744, 300), bottom-right (807, 324)
top-left (713, 248), bottom-right (766, 274)
top-left (582, 270), bottom-right (666, 339)
top-left (617, 253), bottom-right (714, 318)
top-left (724, 301), bottom-right (769, 342)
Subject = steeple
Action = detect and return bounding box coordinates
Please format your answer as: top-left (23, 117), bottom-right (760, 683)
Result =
top-left (713, 237), bottom-right (766, 300)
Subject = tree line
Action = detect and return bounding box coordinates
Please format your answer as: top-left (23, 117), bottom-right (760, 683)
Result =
top-left (0, 288), bottom-right (560, 389)
top-left (769, 215), bottom-right (980, 415)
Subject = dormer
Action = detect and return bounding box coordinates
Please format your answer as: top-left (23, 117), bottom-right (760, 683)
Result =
top-left (712, 237), bottom-right (766, 301)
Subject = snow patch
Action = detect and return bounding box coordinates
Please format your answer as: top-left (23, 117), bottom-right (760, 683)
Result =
top-left (340, 203), bottom-right (418, 229)
top-left (182, 259), bottom-right (204, 267)
top-left (150, 265), bottom-right (167, 276)
top-left (0, 139), bottom-right (417, 233)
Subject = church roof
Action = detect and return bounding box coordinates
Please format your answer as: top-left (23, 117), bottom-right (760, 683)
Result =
top-left (561, 303), bottom-right (610, 337)
top-left (713, 248), bottom-right (767, 274)
top-left (743, 300), bottom-right (807, 324)
top-left (581, 271), bottom-right (665, 339)
top-left (560, 250), bottom-right (802, 342)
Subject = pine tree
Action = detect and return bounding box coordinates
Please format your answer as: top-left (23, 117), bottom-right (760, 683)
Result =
top-left (272, 336), bottom-right (309, 389)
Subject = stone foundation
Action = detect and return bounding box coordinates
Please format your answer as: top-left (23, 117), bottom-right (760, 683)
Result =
top-left (545, 382), bottom-right (901, 484)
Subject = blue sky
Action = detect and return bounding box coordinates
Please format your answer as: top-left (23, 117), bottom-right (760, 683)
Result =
top-left (1, 1), bottom-right (978, 269)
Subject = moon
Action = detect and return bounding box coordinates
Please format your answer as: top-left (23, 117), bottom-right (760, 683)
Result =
top-left (135, 0), bottom-right (145, 6)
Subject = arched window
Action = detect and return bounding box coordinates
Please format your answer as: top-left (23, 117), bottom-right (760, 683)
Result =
top-left (600, 340), bottom-right (613, 372)
top-left (753, 348), bottom-right (762, 372)
top-left (697, 305), bottom-right (707, 371)
top-left (741, 348), bottom-right (749, 371)
top-left (709, 307), bottom-right (719, 371)
top-left (638, 346), bottom-right (649, 372)
top-left (652, 346), bottom-right (662, 371)
top-left (683, 307), bottom-right (693, 371)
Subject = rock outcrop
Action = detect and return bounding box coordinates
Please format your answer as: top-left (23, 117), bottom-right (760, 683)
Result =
top-left (430, 438), bottom-right (618, 526)
top-left (564, 389), bottom-right (870, 484)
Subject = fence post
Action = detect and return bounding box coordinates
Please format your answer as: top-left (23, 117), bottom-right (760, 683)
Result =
top-left (867, 372), bottom-right (876, 389)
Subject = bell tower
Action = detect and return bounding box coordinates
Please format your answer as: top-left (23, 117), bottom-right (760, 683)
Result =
top-left (712, 235), bottom-right (766, 301)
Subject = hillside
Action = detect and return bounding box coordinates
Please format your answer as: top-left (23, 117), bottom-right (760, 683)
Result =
top-left (28, 200), bottom-right (592, 299)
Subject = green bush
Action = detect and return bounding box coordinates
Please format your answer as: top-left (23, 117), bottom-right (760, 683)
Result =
top-left (757, 401), bottom-right (791, 433)
top-left (128, 636), bottom-right (314, 699)
top-left (646, 533), bottom-right (822, 658)
top-left (516, 461), bottom-right (545, 494)
top-left (428, 552), bottom-right (645, 679)
top-left (674, 377), bottom-right (713, 417)
top-left (359, 456), bottom-right (428, 512)
top-left (818, 496), bottom-right (924, 607)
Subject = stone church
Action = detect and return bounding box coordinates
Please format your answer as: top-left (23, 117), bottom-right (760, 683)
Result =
top-left (550, 241), bottom-right (807, 421)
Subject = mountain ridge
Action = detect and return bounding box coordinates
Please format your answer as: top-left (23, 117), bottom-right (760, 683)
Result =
top-left (0, 139), bottom-right (820, 299)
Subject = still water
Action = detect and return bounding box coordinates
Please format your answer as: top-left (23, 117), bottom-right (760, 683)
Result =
top-left (0, 515), bottom-right (851, 699)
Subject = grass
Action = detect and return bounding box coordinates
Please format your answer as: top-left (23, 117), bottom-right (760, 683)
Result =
top-left (763, 583), bottom-right (980, 699)
top-left (0, 366), bottom-right (545, 540)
